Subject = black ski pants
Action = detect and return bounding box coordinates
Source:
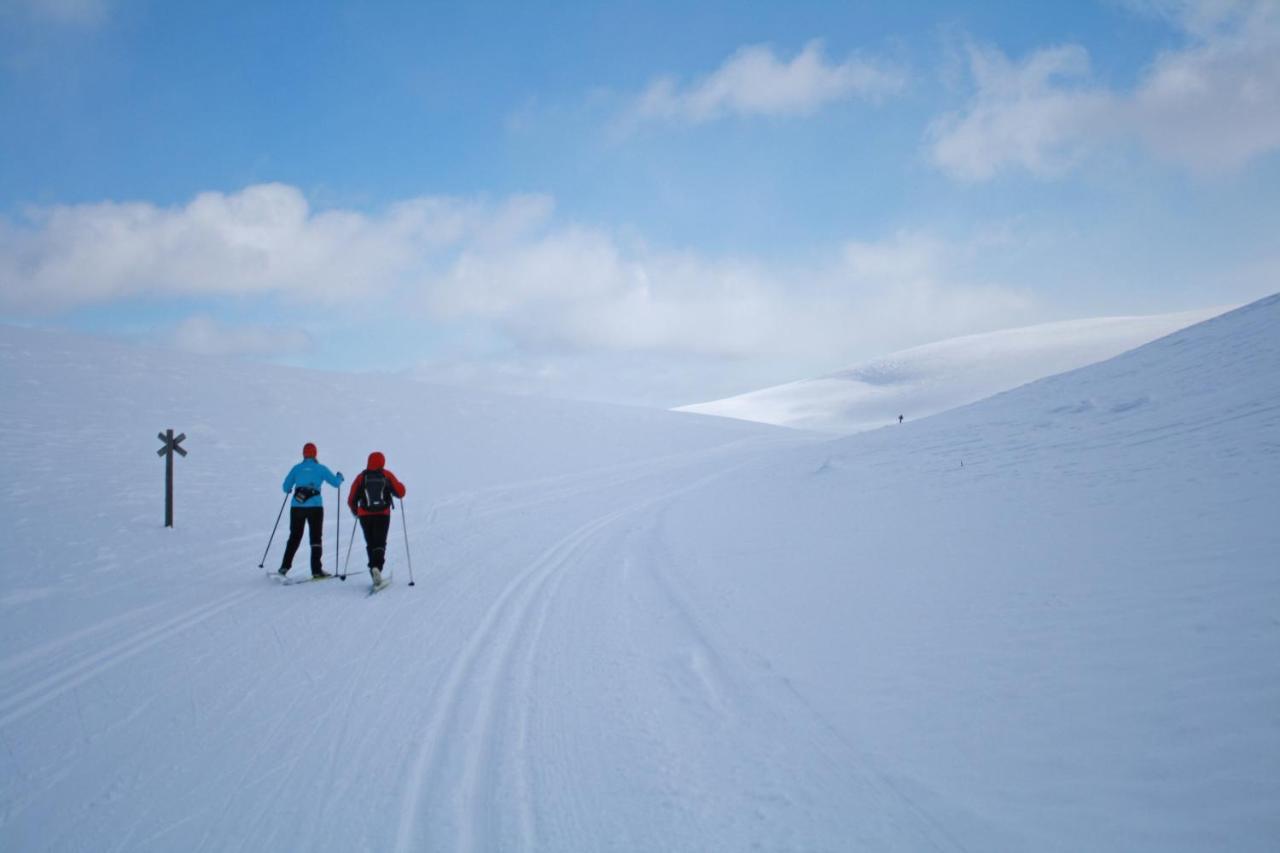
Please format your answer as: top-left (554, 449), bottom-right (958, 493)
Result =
top-left (282, 506), bottom-right (324, 574)
top-left (358, 514), bottom-right (392, 569)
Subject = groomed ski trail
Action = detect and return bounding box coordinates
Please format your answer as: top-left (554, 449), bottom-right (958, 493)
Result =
top-left (389, 440), bottom-right (964, 852)
top-left (0, 589), bottom-right (256, 729)
top-left (391, 446), bottom-right (771, 852)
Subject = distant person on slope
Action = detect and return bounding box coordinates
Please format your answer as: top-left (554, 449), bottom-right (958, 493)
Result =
top-left (279, 443), bottom-right (344, 579)
top-left (347, 451), bottom-right (406, 587)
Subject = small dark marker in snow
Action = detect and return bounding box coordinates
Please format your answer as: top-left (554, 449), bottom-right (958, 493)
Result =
top-left (156, 428), bottom-right (187, 528)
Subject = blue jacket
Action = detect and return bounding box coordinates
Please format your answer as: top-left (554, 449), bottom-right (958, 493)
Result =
top-left (282, 459), bottom-right (344, 508)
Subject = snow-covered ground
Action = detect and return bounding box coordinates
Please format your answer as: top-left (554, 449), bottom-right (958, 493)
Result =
top-left (1, 294), bottom-right (1278, 851)
top-left (677, 307), bottom-right (1222, 433)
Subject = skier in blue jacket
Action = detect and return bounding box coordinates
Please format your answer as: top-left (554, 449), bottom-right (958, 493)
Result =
top-left (278, 442), bottom-right (344, 578)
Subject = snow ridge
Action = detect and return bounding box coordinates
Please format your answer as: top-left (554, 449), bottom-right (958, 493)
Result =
top-left (678, 306), bottom-right (1222, 433)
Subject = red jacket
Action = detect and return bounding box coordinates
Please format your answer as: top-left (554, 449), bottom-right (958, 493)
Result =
top-left (347, 452), bottom-right (406, 517)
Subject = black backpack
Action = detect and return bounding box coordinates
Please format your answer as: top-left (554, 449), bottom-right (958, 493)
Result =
top-left (357, 469), bottom-right (394, 512)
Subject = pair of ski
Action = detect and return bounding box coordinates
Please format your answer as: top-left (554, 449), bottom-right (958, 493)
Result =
top-left (270, 571), bottom-right (392, 595)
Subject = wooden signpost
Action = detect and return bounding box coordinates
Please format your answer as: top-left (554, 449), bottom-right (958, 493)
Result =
top-left (157, 429), bottom-right (187, 527)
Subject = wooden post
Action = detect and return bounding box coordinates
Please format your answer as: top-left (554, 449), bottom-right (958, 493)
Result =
top-left (157, 429), bottom-right (188, 528)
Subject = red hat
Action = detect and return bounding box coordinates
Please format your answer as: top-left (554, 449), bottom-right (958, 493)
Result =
top-left (367, 451), bottom-right (385, 470)
top-left (303, 442), bottom-right (317, 459)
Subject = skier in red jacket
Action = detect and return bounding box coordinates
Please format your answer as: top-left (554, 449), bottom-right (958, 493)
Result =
top-left (347, 451), bottom-right (406, 587)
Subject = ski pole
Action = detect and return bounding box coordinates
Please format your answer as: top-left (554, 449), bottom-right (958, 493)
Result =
top-left (341, 514), bottom-right (357, 581)
top-left (258, 492), bottom-right (290, 568)
top-left (401, 497), bottom-right (416, 587)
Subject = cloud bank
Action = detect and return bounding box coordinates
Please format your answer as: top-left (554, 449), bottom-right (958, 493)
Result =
top-left (0, 184), bottom-right (1033, 369)
top-left (0, 184), bottom-right (548, 309)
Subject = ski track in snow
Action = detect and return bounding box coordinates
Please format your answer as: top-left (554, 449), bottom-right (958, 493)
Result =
top-left (389, 442), bottom-right (967, 852)
top-left (394, 506), bottom-right (624, 852)
top-left (0, 589), bottom-right (255, 729)
top-left (0, 601), bottom-right (166, 677)
top-left (392, 444), bottom-right (781, 852)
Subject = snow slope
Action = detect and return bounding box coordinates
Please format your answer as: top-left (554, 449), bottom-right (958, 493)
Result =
top-left (2, 293), bottom-right (1278, 851)
top-left (678, 307), bottom-right (1221, 433)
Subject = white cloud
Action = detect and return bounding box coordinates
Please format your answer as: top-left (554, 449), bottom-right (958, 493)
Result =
top-left (168, 315), bottom-right (313, 358)
top-left (629, 39), bottom-right (905, 125)
top-left (0, 183), bottom-right (1037, 383)
top-left (426, 223), bottom-right (1034, 363)
top-left (429, 229), bottom-right (793, 358)
top-left (1131, 2), bottom-right (1280, 172)
top-left (832, 232), bottom-right (1036, 346)
top-left (928, 0), bottom-right (1280, 180)
top-left (409, 228), bottom-right (1036, 406)
top-left (0, 184), bottom-right (552, 310)
top-left (927, 45), bottom-right (1112, 181)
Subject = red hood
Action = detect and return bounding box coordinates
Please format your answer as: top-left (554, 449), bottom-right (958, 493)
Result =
top-left (366, 451), bottom-right (385, 470)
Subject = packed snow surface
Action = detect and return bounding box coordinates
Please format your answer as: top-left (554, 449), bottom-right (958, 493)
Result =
top-left (678, 307), bottom-right (1221, 433)
top-left (2, 294), bottom-right (1278, 851)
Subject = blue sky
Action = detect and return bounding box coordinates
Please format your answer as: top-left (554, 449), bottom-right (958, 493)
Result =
top-left (2, 0), bottom-right (1278, 405)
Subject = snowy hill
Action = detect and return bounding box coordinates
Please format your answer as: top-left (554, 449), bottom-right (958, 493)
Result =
top-left (677, 307), bottom-right (1221, 433)
top-left (2, 294), bottom-right (1278, 851)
